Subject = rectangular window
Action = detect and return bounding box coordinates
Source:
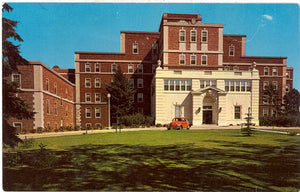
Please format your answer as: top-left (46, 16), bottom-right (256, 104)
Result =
top-left (85, 93), bottom-right (91, 102)
top-left (229, 45), bottom-right (235, 56)
top-left (85, 63), bottom-right (91, 72)
top-left (111, 64), bottom-right (117, 73)
top-left (95, 123), bottom-right (102, 129)
top-left (179, 54), bottom-right (185, 65)
top-left (45, 78), bottom-right (49, 91)
top-left (65, 105), bottom-right (68, 116)
top-left (175, 80), bottom-right (180, 91)
top-left (128, 64), bottom-right (134, 73)
top-left (13, 122), bottom-right (22, 133)
top-left (54, 83), bottom-right (57, 94)
top-left (95, 93), bottom-right (101, 102)
top-left (201, 30), bottom-right (208, 43)
top-left (264, 67), bottom-right (269, 76)
top-left (211, 80), bottom-right (216, 87)
top-left (164, 80), bottom-right (169, 91)
top-left (137, 79), bottom-right (143, 88)
top-left (85, 123), bottom-right (91, 129)
top-left (132, 42), bottom-right (138, 54)
top-left (236, 81), bottom-right (240, 91)
top-left (230, 81), bottom-right (234, 91)
top-left (95, 63), bottom-right (101, 72)
top-left (225, 81), bottom-right (229, 91)
top-left (95, 108), bottom-right (101, 118)
top-left (190, 55), bottom-right (196, 65)
top-left (286, 71), bottom-right (290, 79)
top-left (138, 93), bottom-right (143, 103)
top-left (152, 43), bottom-right (158, 55)
top-left (95, 78), bottom-right (101, 88)
top-left (234, 106), bottom-right (241, 119)
top-left (46, 100), bottom-right (50, 114)
top-left (12, 74), bottom-right (21, 88)
top-left (129, 79), bottom-right (134, 89)
top-left (272, 67), bottom-right (278, 76)
top-left (170, 80), bottom-right (175, 91)
top-left (200, 80), bottom-right (205, 88)
top-left (246, 81), bottom-right (251, 92)
top-left (85, 108), bottom-right (91, 118)
top-left (272, 81), bottom-right (278, 90)
top-left (186, 80), bottom-right (191, 91)
top-left (286, 84), bottom-right (290, 92)
top-left (85, 78), bottom-right (91, 88)
top-left (179, 30), bottom-right (185, 42)
top-left (54, 101), bottom-right (58, 115)
top-left (233, 66), bottom-right (239, 71)
top-left (137, 64), bottom-right (143, 73)
top-left (241, 81), bottom-right (245, 91)
top-left (263, 81), bottom-right (269, 90)
top-left (263, 108), bottom-right (269, 116)
top-left (180, 80), bottom-right (185, 91)
top-left (190, 30), bottom-right (196, 42)
top-left (201, 55), bottom-right (207, 65)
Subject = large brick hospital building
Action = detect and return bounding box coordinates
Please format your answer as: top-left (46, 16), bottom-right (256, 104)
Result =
top-left (8, 13), bottom-right (294, 132)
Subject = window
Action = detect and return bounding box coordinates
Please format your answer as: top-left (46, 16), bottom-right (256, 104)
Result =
top-left (263, 81), bottom-right (269, 90)
top-left (54, 101), bottom-right (58, 115)
top-left (179, 30), bottom-right (185, 42)
top-left (234, 106), bottom-right (241, 119)
top-left (152, 64), bottom-right (156, 73)
top-left (85, 63), bottom-right (91, 72)
top-left (236, 81), bottom-right (240, 91)
top-left (85, 123), bottom-right (91, 129)
top-left (225, 81), bottom-right (229, 91)
top-left (286, 84), bottom-right (290, 92)
top-left (137, 79), bottom-right (143, 88)
top-left (85, 78), bottom-right (91, 88)
top-left (95, 63), bottom-right (101, 72)
top-left (190, 55), bottom-right (196, 65)
top-left (190, 30), bottom-right (196, 42)
top-left (225, 80), bottom-right (250, 92)
top-left (65, 89), bottom-right (68, 98)
top-left (264, 67), bottom-right (269, 76)
top-left (85, 108), bottom-right (91, 118)
top-left (229, 45), bottom-right (235, 56)
top-left (65, 105), bottom-right (68, 116)
top-left (85, 93), bottom-right (91, 102)
top-left (230, 81), bottom-right (234, 91)
top-left (54, 83), bottom-right (57, 94)
top-left (138, 93), bottom-right (143, 103)
top-left (129, 79), bottom-right (134, 89)
top-left (272, 67), bottom-right (278, 76)
top-left (128, 64), bottom-right (134, 73)
top-left (13, 122), bottom-right (22, 133)
top-left (246, 81), bottom-right (251, 92)
top-left (179, 54), bottom-right (185, 65)
top-left (45, 78), bottom-right (49, 91)
top-left (95, 108), bottom-right (101, 118)
top-left (201, 30), bottom-right (208, 43)
top-left (233, 66), bottom-right (239, 71)
top-left (132, 42), bottom-right (138, 54)
top-left (241, 81), bottom-right (245, 91)
top-left (164, 79), bottom-right (191, 91)
top-left (95, 93), bottom-right (101, 102)
top-left (152, 43), bottom-right (158, 55)
top-left (111, 63), bottom-right (117, 73)
top-left (200, 80), bottom-right (216, 88)
top-left (95, 78), bottom-right (101, 88)
top-left (46, 100), bottom-right (50, 114)
top-left (11, 74), bottom-right (21, 88)
top-left (201, 55), bottom-right (207, 65)
top-left (95, 123), bottom-right (102, 129)
top-left (137, 64), bottom-right (143, 73)
top-left (263, 108), bottom-right (269, 116)
top-left (272, 81), bottom-right (278, 90)
top-left (286, 71), bottom-right (290, 79)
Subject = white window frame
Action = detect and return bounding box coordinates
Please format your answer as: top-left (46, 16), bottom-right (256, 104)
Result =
top-left (272, 67), bottom-right (278, 76)
top-left (54, 83), bottom-right (57, 94)
top-left (95, 78), bottom-right (101, 88)
top-left (45, 78), bottom-right (49, 91)
top-left (95, 93), bottom-right (101, 102)
top-left (137, 79), bottom-right (143, 88)
top-left (272, 81), bottom-right (278, 90)
top-left (95, 63), bottom-right (101, 73)
top-left (13, 122), bottom-right (22, 133)
top-left (85, 123), bottom-right (91, 129)
top-left (201, 30), bottom-right (208, 43)
top-left (179, 54), bottom-right (186, 65)
top-left (201, 55), bottom-right (207, 65)
top-left (263, 81), bottom-right (269, 90)
top-left (137, 93), bottom-right (143, 103)
top-left (85, 78), bottom-right (91, 88)
top-left (54, 101), bottom-right (58, 115)
top-left (263, 108), bottom-right (269, 116)
top-left (128, 64), bottom-right (134, 73)
top-left (190, 55), bottom-right (196, 65)
top-left (95, 107), bottom-right (101, 118)
top-left (229, 45), bottom-right (235, 56)
top-left (137, 64), bottom-right (143, 73)
top-left (46, 99), bottom-right (50, 115)
top-left (286, 71), bottom-right (290, 79)
top-left (85, 63), bottom-right (91, 72)
top-left (264, 67), bottom-right (269, 76)
top-left (179, 29), bottom-right (186, 42)
top-left (234, 106), bottom-right (241, 119)
top-left (85, 107), bottom-right (92, 118)
top-left (85, 93), bottom-right (91, 102)
top-left (12, 74), bottom-right (21, 88)
top-left (190, 30), bottom-right (197, 42)
top-left (132, 42), bottom-right (138, 54)
top-left (111, 63), bottom-right (117, 73)
top-left (286, 84), bottom-right (290, 92)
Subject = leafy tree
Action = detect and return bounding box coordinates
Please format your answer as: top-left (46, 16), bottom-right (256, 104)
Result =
top-left (2, 3), bottom-right (34, 147)
top-left (283, 88), bottom-right (300, 115)
top-left (262, 84), bottom-right (281, 116)
top-left (106, 66), bottom-right (136, 124)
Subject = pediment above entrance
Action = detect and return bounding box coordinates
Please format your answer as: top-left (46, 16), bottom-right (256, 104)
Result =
top-left (191, 86), bottom-right (227, 95)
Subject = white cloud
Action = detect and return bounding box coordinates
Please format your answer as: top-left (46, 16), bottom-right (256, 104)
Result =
top-left (263, 14), bottom-right (273, 20)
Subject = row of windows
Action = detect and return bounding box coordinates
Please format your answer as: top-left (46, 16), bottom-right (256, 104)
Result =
top-left (179, 29), bottom-right (208, 43)
top-left (45, 78), bottom-right (71, 99)
top-left (179, 54), bottom-right (207, 65)
top-left (46, 100), bottom-right (71, 116)
top-left (164, 79), bottom-right (192, 91)
top-left (132, 41), bottom-right (158, 55)
top-left (263, 67), bottom-right (278, 76)
top-left (263, 81), bottom-right (278, 90)
top-left (84, 93), bottom-right (144, 103)
top-left (84, 63), bottom-right (153, 74)
top-left (84, 78), bottom-right (144, 89)
top-left (85, 107), bottom-right (101, 118)
top-left (225, 80), bottom-right (252, 92)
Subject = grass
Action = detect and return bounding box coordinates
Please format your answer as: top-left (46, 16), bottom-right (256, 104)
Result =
top-left (3, 129), bottom-right (300, 191)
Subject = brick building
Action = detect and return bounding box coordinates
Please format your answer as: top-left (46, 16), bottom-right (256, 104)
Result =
top-left (7, 13), bottom-right (294, 131)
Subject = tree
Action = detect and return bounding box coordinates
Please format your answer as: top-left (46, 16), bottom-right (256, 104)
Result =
top-left (106, 66), bottom-right (136, 124)
top-left (2, 3), bottom-right (34, 147)
top-left (262, 84), bottom-right (281, 116)
top-left (283, 88), bottom-right (300, 115)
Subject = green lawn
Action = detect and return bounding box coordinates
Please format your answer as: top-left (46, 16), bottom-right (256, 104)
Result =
top-left (3, 130), bottom-right (300, 191)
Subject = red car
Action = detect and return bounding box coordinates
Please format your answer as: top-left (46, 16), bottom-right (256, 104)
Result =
top-left (167, 117), bottom-right (191, 130)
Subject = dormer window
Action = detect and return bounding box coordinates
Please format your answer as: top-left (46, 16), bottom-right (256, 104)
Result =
top-left (132, 42), bottom-right (138, 54)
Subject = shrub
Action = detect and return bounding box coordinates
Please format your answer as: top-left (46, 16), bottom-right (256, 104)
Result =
top-left (260, 113), bottom-right (300, 127)
top-left (156, 123), bottom-right (162, 127)
top-left (37, 127), bottom-right (43, 133)
top-left (119, 113), bottom-right (153, 127)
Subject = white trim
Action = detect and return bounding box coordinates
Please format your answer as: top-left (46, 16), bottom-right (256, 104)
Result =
top-left (190, 30), bottom-right (197, 42)
top-left (95, 107), bottom-right (101, 118)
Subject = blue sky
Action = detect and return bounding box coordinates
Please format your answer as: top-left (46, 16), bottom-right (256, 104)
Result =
top-left (3, 3), bottom-right (300, 90)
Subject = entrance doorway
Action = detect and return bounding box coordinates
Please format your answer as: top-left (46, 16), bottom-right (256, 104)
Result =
top-left (203, 106), bottom-right (213, 124)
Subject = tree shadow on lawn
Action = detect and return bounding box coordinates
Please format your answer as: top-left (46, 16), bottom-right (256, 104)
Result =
top-left (3, 141), bottom-right (300, 191)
